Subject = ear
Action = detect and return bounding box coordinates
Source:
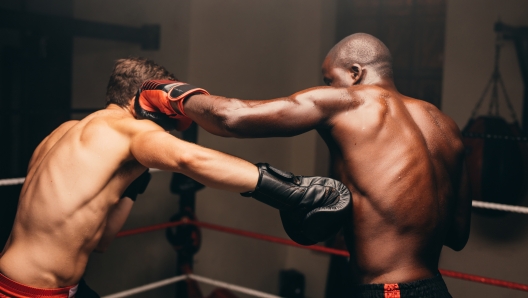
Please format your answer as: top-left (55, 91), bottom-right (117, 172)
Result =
top-left (350, 63), bottom-right (363, 84)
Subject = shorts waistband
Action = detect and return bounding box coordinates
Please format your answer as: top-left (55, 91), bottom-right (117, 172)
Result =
top-left (0, 272), bottom-right (78, 297)
top-left (352, 274), bottom-right (451, 298)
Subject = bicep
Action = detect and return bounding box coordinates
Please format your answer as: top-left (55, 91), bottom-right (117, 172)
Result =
top-left (130, 130), bottom-right (187, 171)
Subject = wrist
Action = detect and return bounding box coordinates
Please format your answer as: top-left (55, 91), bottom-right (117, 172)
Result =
top-left (240, 163), bottom-right (301, 210)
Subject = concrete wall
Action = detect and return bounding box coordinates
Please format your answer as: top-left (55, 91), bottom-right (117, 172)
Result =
top-left (65, 0), bottom-right (528, 297)
top-left (187, 1), bottom-right (335, 297)
top-left (440, 0), bottom-right (528, 297)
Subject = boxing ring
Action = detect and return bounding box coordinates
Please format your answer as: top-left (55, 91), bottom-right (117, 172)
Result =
top-left (1, 170), bottom-right (528, 297)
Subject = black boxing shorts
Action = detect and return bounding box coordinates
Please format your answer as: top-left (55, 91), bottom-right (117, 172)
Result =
top-left (351, 274), bottom-right (452, 298)
top-left (0, 272), bottom-right (78, 298)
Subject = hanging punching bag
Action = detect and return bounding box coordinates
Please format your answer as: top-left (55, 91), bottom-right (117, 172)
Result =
top-left (463, 116), bottom-right (525, 216)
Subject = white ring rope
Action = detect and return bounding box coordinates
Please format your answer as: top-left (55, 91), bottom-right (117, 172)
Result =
top-left (472, 200), bottom-right (528, 214)
top-left (1, 171), bottom-right (528, 214)
top-left (101, 274), bottom-right (282, 298)
top-left (101, 274), bottom-right (187, 298)
top-left (188, 274), bottom-right (282, 298)
top-left (0, 177), bottom-right (25, 187)
top-left (0, 169), bottom-right (162, 187)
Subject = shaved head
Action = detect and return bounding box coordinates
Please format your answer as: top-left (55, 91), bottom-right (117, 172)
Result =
top-left (327, 33), bottom-right (393, 78)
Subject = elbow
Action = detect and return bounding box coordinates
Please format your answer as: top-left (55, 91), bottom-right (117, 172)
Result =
top-left (445, 241), bottom-right (465, 252)
top-left (222, 116), bottom-right (244, 138)
top-left (210, 102), bottom-right (246, 138)
top-left (445, 230), bottom-right (470, 251)
top-left (176, 149), bottom-right (206, 173)
top-left (448, 243), bottom-right (466, 251)
top-left (93, 244), bottom-right (108, 253)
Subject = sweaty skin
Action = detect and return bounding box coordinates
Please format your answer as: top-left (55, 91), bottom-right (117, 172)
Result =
top-left (179, 59), bottom-right (471, 284)
top-left (0, 103), bottom-right (258, 288)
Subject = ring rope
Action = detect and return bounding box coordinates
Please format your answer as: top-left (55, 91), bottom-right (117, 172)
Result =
top-left (0, 169), bottom-right (161, 187)
top-left (439, 269), bottom-right (528, 292)
top-left (101, 274), bottom-right (281, 298)
top-left (0, 177), bottom-right (25, 187)
top-left (188, 274), bottom-right (282, 298)
top-left (472, 200), bottom-right (528, 214)
top-left (101, 274), bottom-right (187, 298)
top-left (115, 219), bottom-right (349, 257)
top-left (1, 173), bottom-right (527, 214)
top-left (116, 219), bottom-right (528, 292)
top-left (462, 132), bottom-right (528, 141)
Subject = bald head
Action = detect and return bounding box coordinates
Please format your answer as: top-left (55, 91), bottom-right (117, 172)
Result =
top-left (327, 33), bottom-right (393, 79)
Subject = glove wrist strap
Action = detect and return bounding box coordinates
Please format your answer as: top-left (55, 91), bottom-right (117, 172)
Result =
top-left (241, 163), bottom-right (305, 210)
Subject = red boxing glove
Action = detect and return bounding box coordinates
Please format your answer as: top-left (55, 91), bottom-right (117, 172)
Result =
top-left (135, 80), bottom-right (209, 131)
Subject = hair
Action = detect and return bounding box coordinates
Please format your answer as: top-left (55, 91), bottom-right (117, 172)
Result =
top-left (328, 33), bottom-right (393, 78)
top-left (105, 57), bottom-right (176, 108)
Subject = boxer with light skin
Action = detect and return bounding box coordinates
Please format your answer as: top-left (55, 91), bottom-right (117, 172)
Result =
top-left (138, 33), bottom-right (471, 297)
top-left (0, 58), bottom-right (350, 298)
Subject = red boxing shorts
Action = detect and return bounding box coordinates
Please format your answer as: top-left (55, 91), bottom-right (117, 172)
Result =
top-left (351, 274), bottom-right (452, 298)
top-left (0, 272), bottom-right (78, 298)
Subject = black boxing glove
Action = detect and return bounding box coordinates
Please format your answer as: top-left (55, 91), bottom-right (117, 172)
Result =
top-left (122, 170), bottom-right (151, 201)
top-left (134, 80), bottom-right (209, 131)
top-left (241, 163), bottom-right (351, 245)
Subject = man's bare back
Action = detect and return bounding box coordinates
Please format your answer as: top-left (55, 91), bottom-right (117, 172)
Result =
top-left (183, 85), bottom-right (468, 284)
top-left (1, 109), bottom-right (156, 287)
top-left (1, 58), bottom-right (353, 297)
top-left (172, 33), bottom-right (470, 295)
top-left (0, 102), bottom-right (263, 289)
top-left (325, 86), bottom-right (465, 283)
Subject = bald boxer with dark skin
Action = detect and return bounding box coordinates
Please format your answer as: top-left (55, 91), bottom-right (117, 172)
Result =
top-left (0, 58), bottom-right (350, 298)
top-left (138, 33), bottom-right (471, 297)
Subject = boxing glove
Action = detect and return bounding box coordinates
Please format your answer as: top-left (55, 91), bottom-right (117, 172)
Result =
top-left (122, 170), bottom-right (151, 201)
top-left (134, 80), bottom-right (209, 131)
top-left (241, 163), bottom-right (351, 245)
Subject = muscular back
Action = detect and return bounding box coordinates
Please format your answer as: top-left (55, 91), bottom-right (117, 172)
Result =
top-left (325, 86), bottom-right (465, 283)
top-left (169, 79), bottom-right (469, 284)
top-left (0, 110), bottom-right (147, 288)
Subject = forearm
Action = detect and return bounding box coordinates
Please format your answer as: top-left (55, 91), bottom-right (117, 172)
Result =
top-left (444, 216), bottom-right (470, 251)
top-left (444, 162), bottom-right (472, 251)
top-left (182, 94), bottom-right (253, 137)
top-left (177, 145), bottom-right (259, 193)
top-left (183, 93), bottom-right (322, 138)
top-left (131, 131), bottom-right (258, 193)
top-left (94, 198), bottom-right (134, 253)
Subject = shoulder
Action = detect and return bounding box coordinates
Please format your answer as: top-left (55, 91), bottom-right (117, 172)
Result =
top-left (117, 117), bottom-right (166, 136)
top-left (292, 85), bottom-right (368, 111)
top-left (405, 98), bottom-right (464, 149)
top-left (43, 120), bottom-right (80, 146)
top-left (52, 120), bottom-right (79, 136)
top-left (29, 120), bottom-right (80, 168)
top-left (84, 110), bottom-right (165, 138)
top-left (415, 99), bottom-right (460, 134)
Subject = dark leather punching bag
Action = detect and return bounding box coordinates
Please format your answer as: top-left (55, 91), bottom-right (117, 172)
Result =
top-left (463, 116), bottom-right (525, 215)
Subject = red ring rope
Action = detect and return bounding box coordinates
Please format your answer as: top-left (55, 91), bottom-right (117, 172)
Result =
top-left (438, 269), bottom-right (528, 292)
top-left (116, 220), bottom-right (528, 292)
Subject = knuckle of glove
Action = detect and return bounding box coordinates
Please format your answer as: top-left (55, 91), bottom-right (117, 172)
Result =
top-left (281, 179), bottom-right (352, 245)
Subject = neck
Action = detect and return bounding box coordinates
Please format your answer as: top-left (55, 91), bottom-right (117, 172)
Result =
top-left (105, 103), bottom-right (134, 115)
top-left (106, 104), bottom-right (135, 117)
top-left (360, 71), bottom-right (398, 92)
